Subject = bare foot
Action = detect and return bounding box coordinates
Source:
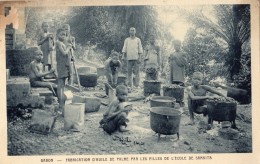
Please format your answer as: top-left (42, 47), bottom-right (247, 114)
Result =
top-left (185, 121), bottom-right (195, 126)
top-left (119, 125), bottom-right (129, 132)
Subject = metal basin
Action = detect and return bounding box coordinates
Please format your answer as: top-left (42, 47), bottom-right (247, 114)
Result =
top-left (150, 96), bottom-right (176, 108)
top-left (150, 107), bottom-right (181, 138)
top-left (79, 73), bottom-right (98, 87)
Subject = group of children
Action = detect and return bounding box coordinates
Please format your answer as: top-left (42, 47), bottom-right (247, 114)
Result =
top-left (30, 24), bottom-right (247, 135)
top-left (29, 22), bottom-right (76, 113)
top-left (99, 35), bottom-right (228, 134)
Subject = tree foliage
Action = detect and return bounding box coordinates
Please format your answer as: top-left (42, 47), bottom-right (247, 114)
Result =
top-left (181, 5), bottom-right (250, 80)
top-left (183, 28), bottom-right (228, 83)
top-left (67, 6), bottom-right (159, 56)
top-left (25, 7), bottom-right (69, 45)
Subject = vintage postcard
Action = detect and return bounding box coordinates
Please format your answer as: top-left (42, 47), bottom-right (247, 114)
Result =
top-left (0, 0), bottom-right (259, 163)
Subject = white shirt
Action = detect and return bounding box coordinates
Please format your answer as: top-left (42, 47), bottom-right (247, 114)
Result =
top-left (122, 37), bottom-right (143, 60)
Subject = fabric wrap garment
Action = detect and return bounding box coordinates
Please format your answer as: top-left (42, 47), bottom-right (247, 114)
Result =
top-left (169, 52), bottom-right (187, 83)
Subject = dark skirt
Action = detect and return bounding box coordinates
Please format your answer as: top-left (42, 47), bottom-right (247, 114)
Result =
top-left (100, 112), bottom-right (129, 134)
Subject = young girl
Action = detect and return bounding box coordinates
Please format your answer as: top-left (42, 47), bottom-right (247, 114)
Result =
top-left (38, 22), bottom-right (55, 71)
top-left (187, 72), bottom-right (226, 126)
top-left (143, 36), bottom-right (161, 80)
top-left (55, 28), bottom-right (73, 115)
top-left (62, 24), bottom-right (75, 84)
top-left (169, 40), bottom-right (187, 85)
top-left (62, 24), bottom-right (76, 50)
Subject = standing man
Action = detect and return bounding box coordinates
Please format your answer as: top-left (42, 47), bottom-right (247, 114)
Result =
top-left (122, 27), bottom-right (143, 91)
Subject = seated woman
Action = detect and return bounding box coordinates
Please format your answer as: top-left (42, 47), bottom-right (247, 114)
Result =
top-left (28, 49), bottom-right (57, 95)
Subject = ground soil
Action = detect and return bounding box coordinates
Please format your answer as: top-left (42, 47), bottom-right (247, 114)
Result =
top-left (7, 77), bottom-right (252, 156)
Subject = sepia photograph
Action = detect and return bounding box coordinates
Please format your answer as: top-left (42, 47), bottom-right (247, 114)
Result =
top-left (0, 0), bottom-right (259, 163)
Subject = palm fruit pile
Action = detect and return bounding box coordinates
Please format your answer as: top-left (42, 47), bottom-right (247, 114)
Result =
top-left (164, 84), bottom-right (183, 88)
top-left (146, 67), bottom-right (157, 80)
top-left (207, 97), bottom-right (237, 103)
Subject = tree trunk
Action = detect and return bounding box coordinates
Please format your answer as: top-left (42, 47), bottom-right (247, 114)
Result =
top-left (228, 41), bottom-right (242, 80)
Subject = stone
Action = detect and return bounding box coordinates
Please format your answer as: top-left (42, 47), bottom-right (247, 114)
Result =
top-left (29, 109), bottom-right (57, 135)
top-left (206, 128), bottom-right (219, 136)
top-left (172, 142), bottom-right (179, 148)
top-left (183, 141), bottom-right (191, 145)
top-left (7, 92), bottom-right (45, 108)
top-left (31, 88), bottom-right (53, 105)
top-left (7, 77), bottom-right (31, 100)
top-left (218, 128), bottom-right (239, 140)
top-left (72, 95), bottom-right (101, 113)
top-left (6, 77), bottom-right (45, 107)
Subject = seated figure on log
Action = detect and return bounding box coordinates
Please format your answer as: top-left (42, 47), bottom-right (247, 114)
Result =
top-left (29, 49), bottom-right (57, 95)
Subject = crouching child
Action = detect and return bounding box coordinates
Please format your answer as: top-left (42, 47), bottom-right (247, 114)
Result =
top-left (187, 72), bottom-right (226, 127)
top-left (100, 85), bottom-right (132, 134)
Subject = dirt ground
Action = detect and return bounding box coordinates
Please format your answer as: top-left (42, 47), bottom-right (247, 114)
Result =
top-left (7, 78), bottom-right (252, 156)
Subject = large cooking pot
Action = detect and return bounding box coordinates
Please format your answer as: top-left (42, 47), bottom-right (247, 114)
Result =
top-left (150, 96), bottom-right (176, 108)
top-left (206, 100), bottom-right (237, 128)
top-left (150, 107), bottom-right (181, 139)
top-left (79, 73), bottom-right (98, 87)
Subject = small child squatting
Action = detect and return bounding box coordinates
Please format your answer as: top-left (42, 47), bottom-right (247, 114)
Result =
top-left (100, 85), bottom-right (132, 134)
top-left (187, 72), bottom-right (226, 127)
top-left (28, 49), bottom-right (57, 95)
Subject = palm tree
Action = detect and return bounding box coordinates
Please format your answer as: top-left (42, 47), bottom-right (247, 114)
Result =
top-left (182, 5), bottom-right (250, 80)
